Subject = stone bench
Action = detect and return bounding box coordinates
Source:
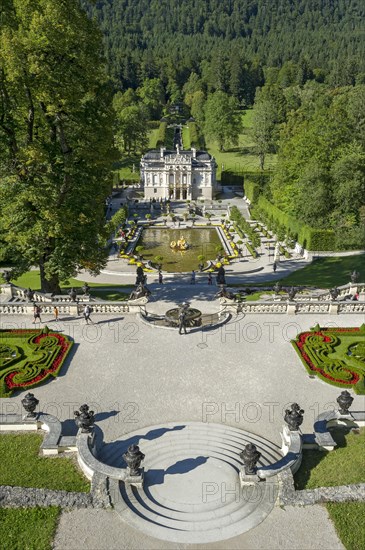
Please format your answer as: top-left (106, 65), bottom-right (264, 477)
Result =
top-left (314, 410), bottom-right (365, 451)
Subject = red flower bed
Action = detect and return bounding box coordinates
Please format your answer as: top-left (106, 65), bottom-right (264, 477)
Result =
top-left (292, 327), bottom-right (363, 390)
top-left (1, 330), bottom-right (73, 395)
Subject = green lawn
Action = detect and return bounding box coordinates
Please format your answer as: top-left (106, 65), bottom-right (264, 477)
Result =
top-left (327, 502), bottom-right (365, 550)
top-left (2, 271), bottom-right (131, 300)
top-left (0, 434), bottom-right (90, 492)
top-left (148, 127), bottom-right (160, 148)
top-left (206, 109), bottom-right (277, 178)
top-left (295, 427), bottom-right (365, 550)
top-left (0, 507), bottom-right (60, 550)
top-left (182, 125), bottom-right (191, 149)
top-left (276, 255), bottom-right (365, 288)
top-left (295, 427), bottom-right (365, 490)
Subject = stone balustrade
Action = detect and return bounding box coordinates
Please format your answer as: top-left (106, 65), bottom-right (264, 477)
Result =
top-left (0, 297), bottom-right (147, 316)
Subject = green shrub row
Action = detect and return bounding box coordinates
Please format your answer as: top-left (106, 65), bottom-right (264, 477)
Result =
top-left (244, 180), bottom-right (261, 202)
top-left (156, 121), bottom-right (167, 147)
top-left (230, 206), bottom-right (261, 254)
top-left (252, 197), bottom-right (336, 251)
top-left (221, 171), bottom-right (244, 186)
top-left (188, 122), bottom-right (204, 148)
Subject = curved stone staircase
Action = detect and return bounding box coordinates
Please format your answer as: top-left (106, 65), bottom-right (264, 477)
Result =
top-left (100, 422), bottom-right (282, 544)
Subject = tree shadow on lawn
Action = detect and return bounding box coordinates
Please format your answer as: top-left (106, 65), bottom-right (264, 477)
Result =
top-left (294, 426), bottom-right (352, 490)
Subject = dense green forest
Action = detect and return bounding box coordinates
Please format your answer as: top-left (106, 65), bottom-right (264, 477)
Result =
top-left (82, 0), bottom-right (365, 99)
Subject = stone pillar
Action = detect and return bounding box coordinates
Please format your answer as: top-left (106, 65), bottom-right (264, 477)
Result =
top-left (1, 284), bottom-right (13, 298)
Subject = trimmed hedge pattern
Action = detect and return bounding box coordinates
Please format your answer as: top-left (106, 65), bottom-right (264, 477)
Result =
top-left (292, 325), bottom-right (365, 395)
top-left (0, 329), bottom-right (73, 397)
top-left (230, 206), bottom-right (260, 258)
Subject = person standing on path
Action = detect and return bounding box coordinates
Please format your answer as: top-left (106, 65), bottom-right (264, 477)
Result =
top-left (273, 262), bottom-right (277, 273)
top-left (33, 304), bottom-right (42, 324)
top-left (208, 272), bottom-right (212, 285)
top-left (190, 270), bottom-right (196, 284)
top-left (178, 309), bottom-right (187, 335)
top-left (83, 304), bottom-right (93, 324)
top-left (158, 270), bottom-right (163, 284)
top-left (53, 305), bottom-right (59, 322)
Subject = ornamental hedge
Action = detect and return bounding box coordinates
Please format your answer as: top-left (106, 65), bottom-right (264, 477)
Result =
top-left (0, 329), bottom-right (73, 397)
top-left (292, 324), bottom-right (365, 395)
top-left (252, 196), bottom-right (337, 251)
top-left (156, 121), bottom-right (167, 147)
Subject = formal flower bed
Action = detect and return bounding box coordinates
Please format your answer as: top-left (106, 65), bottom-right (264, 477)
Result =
top-left (292, 324), bottom-right (365, 394)
top-left (0, 329), bottom-right (73, 397)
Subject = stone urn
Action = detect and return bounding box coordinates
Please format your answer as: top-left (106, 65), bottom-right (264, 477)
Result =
top-left (21, 393), bottom-right (39, 418)
top-left (284, 403), bottom-right (304, 431)
top-left (287, 286), bottom-right (297, 301)
top-left (330, 287), bottom-right (339, 300)
top-left (273, 282), bottom-right (282, 295)
top-left (82, 283), bottom-right (91, 295)
top-left (123, 444), bottom-right (145, 476)
top-left (25, 288), bottom-right (35, 302)
top-left (2, 270), bottom-right (12, 284)
top-left (68, 288), bottom-right (77, 302)
top-left (239, 443), bottom-right (261, 475)
top-left (74, 404), bottom-right (95, 433)
top-left (337, 390), bottom-right (354, 415)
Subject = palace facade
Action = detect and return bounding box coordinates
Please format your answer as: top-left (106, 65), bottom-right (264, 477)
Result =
top-left (141, 146), bottom-right (218, 201)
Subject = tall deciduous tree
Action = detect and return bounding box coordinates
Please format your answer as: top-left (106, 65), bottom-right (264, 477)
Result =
top-left (204, 91), bottom-right (241, 151)
top-left (0, 0), bottom-right (116, 292)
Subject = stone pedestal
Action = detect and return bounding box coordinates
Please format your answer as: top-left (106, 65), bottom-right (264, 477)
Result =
top-left (239, 469), bottom-right (260, 486)
top-left (125, 468), bottom-right (144, 488)
top-left (287, 302), bottom-right (296, 315)
top-left (1, 283), bottom-right (13, 298)
top-left (329, 303), bottom-right (339, 314)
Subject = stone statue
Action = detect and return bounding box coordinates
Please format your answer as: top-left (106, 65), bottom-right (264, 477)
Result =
top-left (68, 288), bottom-right (77, 302)
top-left (136, 266), bottom-right (145, 285)
top-left (25, 288), bottom-right (35, 302)
top-left (287, 287), bottom-right (297, 301)
top-left (240, 443), bottom-right (261, 475)
top-left (216, 265), bottom-right (226, 286)
top-left (123, 444), bottom-right (145, 476)
top-left (2, 270), bottom-right (12, 284)
top-left (273, 282), bottom-right (282, 294)
top-left (82, 282), bottom-right (91, 295)
top-left (350, 270), bottom-right (360, 284)
top-left (129, 283), bottom-right (151, 300)
top-left (284, 403), bottom-right (304, 431)
top-left (330, 287), bottom-right (339, 300)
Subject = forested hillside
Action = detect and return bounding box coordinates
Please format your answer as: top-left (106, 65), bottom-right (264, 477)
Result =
top-left (82, 0), bottom-right (365, 97)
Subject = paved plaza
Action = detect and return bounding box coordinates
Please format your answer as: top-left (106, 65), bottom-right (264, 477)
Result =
top-left (1, 193), bottom-right (364, 548)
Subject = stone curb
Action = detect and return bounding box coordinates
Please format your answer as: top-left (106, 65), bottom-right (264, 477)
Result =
top-left (278, 470), bottom-right (365, 506)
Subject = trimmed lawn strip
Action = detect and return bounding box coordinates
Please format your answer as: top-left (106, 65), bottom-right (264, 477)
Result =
top-left (0, 434), bottom-right (90, 492)
top-left (2, 271), bottom-right (131, 300)
top-left (0, 507), bottom-right (60, 550)
top-left (294, 428), bottom-right (365, 490)
top-left (326, 502), bottom-right (365, 550)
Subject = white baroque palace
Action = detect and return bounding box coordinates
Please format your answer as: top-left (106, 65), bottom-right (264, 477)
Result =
top-left (141, 146), bottom-right (218, 201)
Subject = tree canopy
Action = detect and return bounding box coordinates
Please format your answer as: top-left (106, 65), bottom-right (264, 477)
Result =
top-left (0, 0), bottom-right (116, 292)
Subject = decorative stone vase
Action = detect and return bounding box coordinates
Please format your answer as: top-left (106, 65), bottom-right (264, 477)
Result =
top-left (123, 444), bottom-right (145, 476)
top-left (74, 404), bottom-right (95, 433)
top-left (21, 393), bottom-right (39, 418)
top-left (2, 270), bottom-right (12, 284)
top-left (287, 287), bottom-right (297, 301)
top-left (69, 288), bottom-right (77, 301)
top-left (350, 270), bottom-right (360, 284)
top-left (284, 403), bottom-right (304, 431)
top-left (25, 288), bottom-right (35, 302)
top-left (337, 391), bottom-right (354, 415)
top-left (273, 282), bottom-right (282, 294)
top-left (330, 287), bottom-right (339, 300)
top-left (240, 443), bottom-right (261, 475)
top-left (82, 283), bottom-right (90, 295)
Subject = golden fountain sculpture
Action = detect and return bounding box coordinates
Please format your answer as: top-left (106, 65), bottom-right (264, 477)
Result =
top-left (170, 235), bottom-right (189, 250)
